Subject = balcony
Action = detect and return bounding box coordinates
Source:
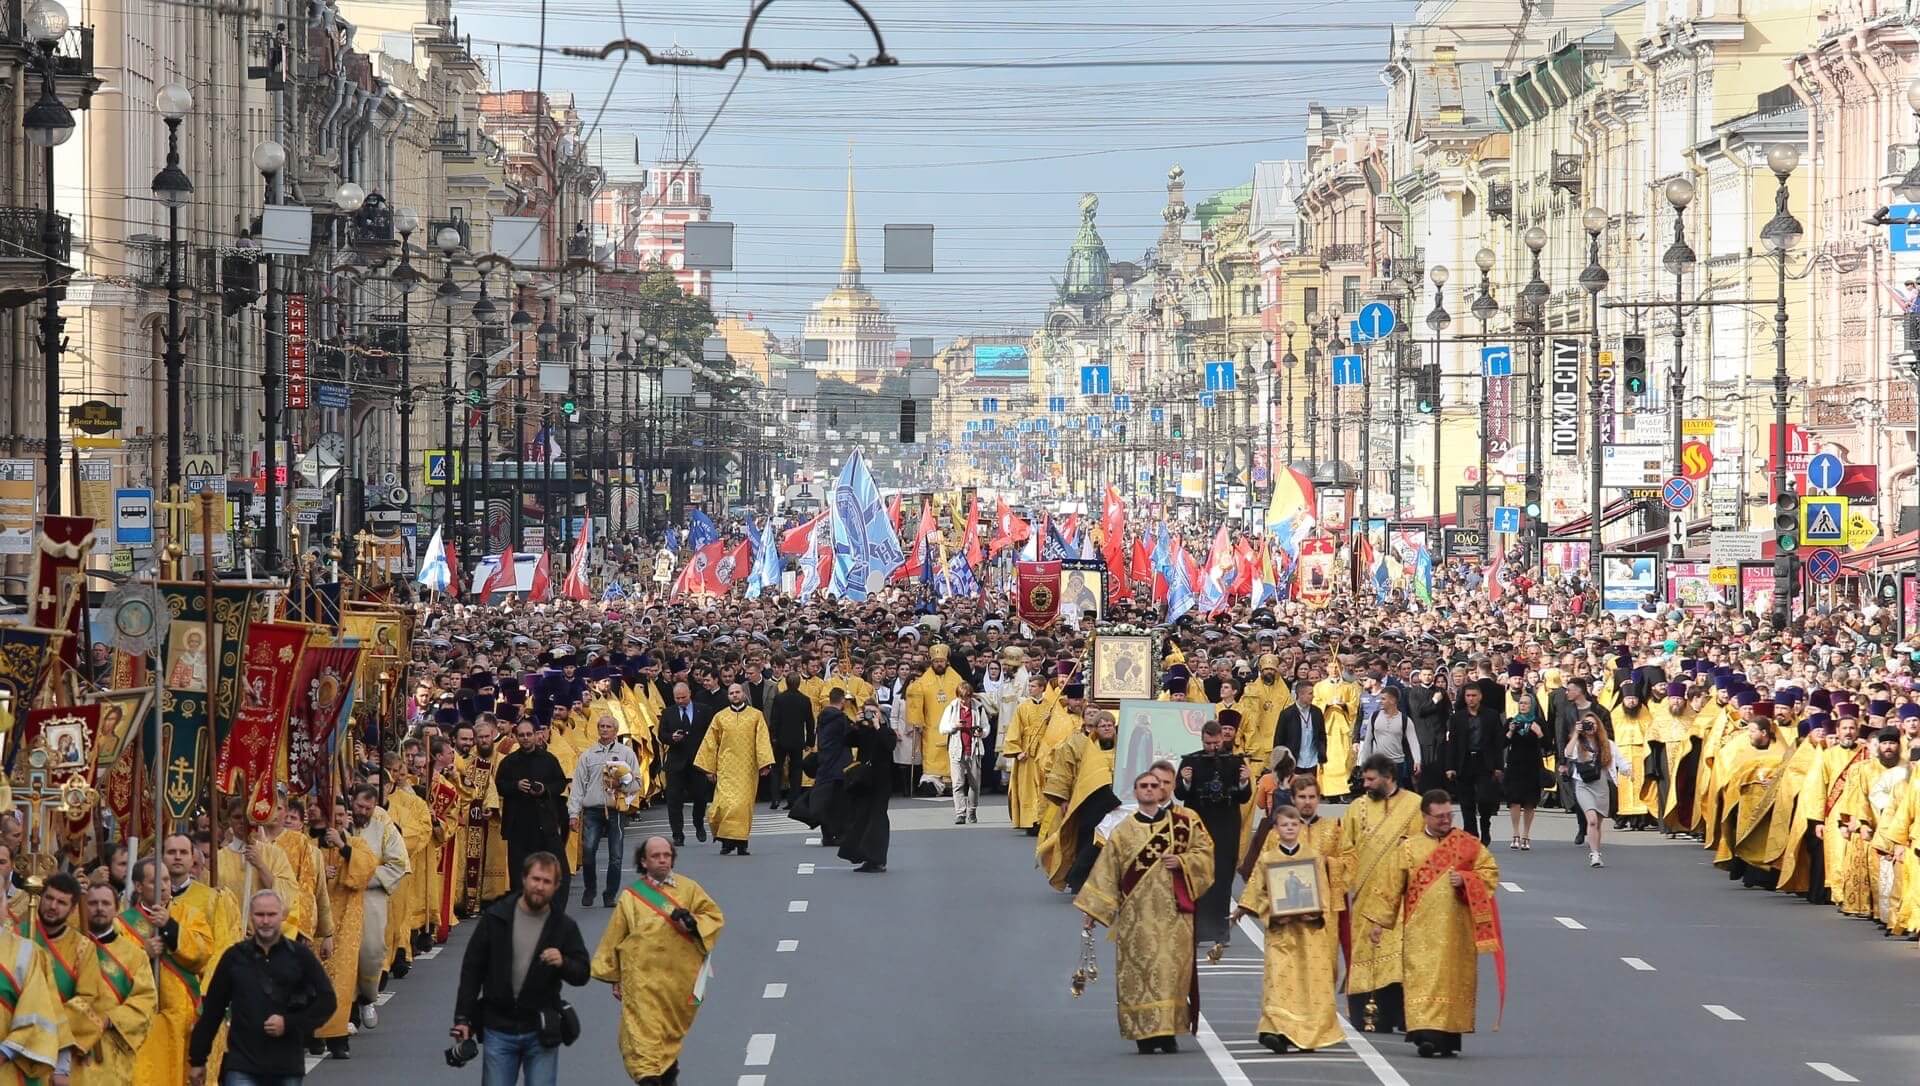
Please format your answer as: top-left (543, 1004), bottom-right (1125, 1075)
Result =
top-left (129, 234), bottom-right (167, 289)
top-left (1809, 379), bottom-right (1918, 430)
top-left (1319, 242), bottom-right (1366, 267)
top-left (0, 206), bottom-right (69, 308)
top-left (430, 119), bottom-right (476, 161)
top-left (2, 2), bottom-right (99, 107)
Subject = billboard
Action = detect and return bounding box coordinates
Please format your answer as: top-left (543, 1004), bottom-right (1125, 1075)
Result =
top-left (972, 345), bottom-right (1030, 379)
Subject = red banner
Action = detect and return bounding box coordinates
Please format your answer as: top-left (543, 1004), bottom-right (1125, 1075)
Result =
top-left (286, 294), bottom-right (310, 410)
top-left (286, 644), bottom-right (360, 817)
top-left (31, 515), bottom-right (94, 679)
top-left (216, 621), bottom-right (311, 822)
top-left (1016, 560), bottom-right (1063, 630)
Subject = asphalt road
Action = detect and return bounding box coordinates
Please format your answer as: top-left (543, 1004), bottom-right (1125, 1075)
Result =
top-left (319, 799), bottom-right (1917, 1085)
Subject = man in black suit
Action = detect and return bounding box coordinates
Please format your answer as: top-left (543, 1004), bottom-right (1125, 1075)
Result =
top-left (813, 688), bottom-right (854, 845)
top-left (1448, 684), bottom-right (1507, 845)
top-left (1407, 667), bottom-right (1452, 789)
top-left (1274, 678), bottom-right (1327, 782)
top-left (660, 681), bottom-right (711, 845)
top-left (768, 675), bottom-right (816, 810)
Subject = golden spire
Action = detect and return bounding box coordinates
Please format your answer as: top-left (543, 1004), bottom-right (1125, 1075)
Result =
top-left (840, 142), bottom-right (861, 285)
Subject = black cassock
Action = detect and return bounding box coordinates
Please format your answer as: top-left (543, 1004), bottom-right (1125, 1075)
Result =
top-left (838, 723), bottom-right (898, 868)
top-left (1175, 750), bottom-right (1251, 944)
top-left (495, 746), bottom-right (571, 898)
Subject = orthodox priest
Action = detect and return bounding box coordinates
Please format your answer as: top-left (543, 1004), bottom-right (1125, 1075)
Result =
top-left (1378, 790), bottom-right (1502, 1059)
top-left (593, 836), bottom-right (726, 1085)
top-left (78, 880), bottom-right (157, 1086)
top-left (1175, 716), bottom-right (1251, 946)
top-left (127, 852), bottom-right (214, 1086)
top-left (1713, 713), bottom-right (1791, 888)
top-left (1001, 673), bottom-right (1052, 834)
top-left (906, 644), bottom-right (968, 792)
top-left (1074, 768), bottom-right (1215, 1055)
top-left (1341, 754), bottom-right (1421, 1033)
top-left (694, 682), bottom-right (776, 855)
top-left (0, 910), bottom-right (62, 1084)
top-left (1040, 704), bottom-right (1119, 893)
top-left (456, 716), bottom-right (511, 910)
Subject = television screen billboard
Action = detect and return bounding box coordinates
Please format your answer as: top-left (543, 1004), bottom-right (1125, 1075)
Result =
top-left (973, 345), bottom-right (1029, 379)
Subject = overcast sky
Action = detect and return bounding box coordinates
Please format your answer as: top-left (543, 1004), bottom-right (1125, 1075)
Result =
top-left (457, 0), bottom-right (1411, 340)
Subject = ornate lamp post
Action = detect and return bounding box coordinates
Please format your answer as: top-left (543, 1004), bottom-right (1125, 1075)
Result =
top-left (152, 83), bottom-right (194, 495)
top-left (252, 138), bottom-right (287, 569)
top-left (434, 226), bottom-right (463, 562)
top-left (1663, 177), bottom-right (1697, 477)
top-left (23, 0), bottom-right (74, 512)
top-left (1581, 210), bottom-right (1610, 586)
top-left (1426, 267), bottom-right (1451, 523)
top-left (391, 207), bottom-right (423, 503)
top-left (1759, 145), bottom-right (1803, 629)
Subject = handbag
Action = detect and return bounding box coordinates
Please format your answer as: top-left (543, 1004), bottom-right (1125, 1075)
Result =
top-left (539, 1000), bottom-right (582, 1047)
top-left (1575, 758), bottom-right (1602, 784)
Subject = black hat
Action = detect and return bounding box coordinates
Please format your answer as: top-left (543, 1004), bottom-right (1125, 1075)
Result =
top-left (1062, 682), bottom-right (1086, 699)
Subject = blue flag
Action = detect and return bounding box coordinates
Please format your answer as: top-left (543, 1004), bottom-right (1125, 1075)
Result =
top-left (601, 580), bottom-right (627, 602)
top-left (746, 516), bottom-right (780, 599)
top-left (1165, 553), bottom-right (1196, 624)
top-left (688, 509), bottom-right (719, 551)
top-left (828, 450), bottom-right (903, 601)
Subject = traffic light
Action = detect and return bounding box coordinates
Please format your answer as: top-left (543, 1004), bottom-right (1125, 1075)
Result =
top-left (1622, 334), bottom-right (1648, 395)
top-left (561, 396), bottom-right (577, 416)
top-left (1773, 487), bottom-right (1799, 553)
top-left (1416, 363), bottom-right (1439, 413)
top-left (1171, 413), bottom-right (1184, 439)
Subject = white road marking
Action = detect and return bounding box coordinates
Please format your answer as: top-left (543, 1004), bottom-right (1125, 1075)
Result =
top-left (1703, 1004), bottom-right (1744, 1021)
top-left (1499, 881), bottom-right (1524, 892)
top-left (1553, 916), bottom-right (1586, 930)
top-left (373, 991), bottom-right (395, 1006)
top-left (788, 900), bottom-right (808, 913)
top-left (745, 1033), bottom-right (777, 1066)
top-left (763, 982), bottom-right (787, 999)
top-left (797, 862), bottom-right (815, 875)
top-left (1193, 1014), bottom-right (1255, 1086)
top-left (1235, 915), bottom-right (1409, 1086)
top-left (1806, 1062), bottom-right (1859, 1083)
top-left (306, 1055), bottom-right (326, 1073)
top-left (416, 946), bottom-right (443, 960)
top-left (1622, 957), bottom-right (1655, 972)
top-left (739, 1077), bottom-right (767, 1086)
top-left (776, 939), bottom-right (798, 952)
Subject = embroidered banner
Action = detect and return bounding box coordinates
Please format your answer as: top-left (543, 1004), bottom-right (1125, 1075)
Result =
top-left (216, 621), bottom-right (311, 822)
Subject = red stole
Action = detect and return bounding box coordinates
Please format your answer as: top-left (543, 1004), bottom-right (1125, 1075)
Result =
top-left (1405, 829), bottom-right (1505, 1030)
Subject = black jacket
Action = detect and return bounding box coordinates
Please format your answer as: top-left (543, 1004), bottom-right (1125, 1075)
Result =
top-left (189, 935), bottom-right (336, 1076)
top-left (455, 892), bottom-right (591, 1036)
top-left (769, 689), bottom-right (817, 751)
top-left (1175, 750), bottom-right (1252, 810)
top-left (814, 706), bottom-right (853, 784)
top-left (1448, 700), bottom-right (1508, 800)
top-left (496, 746), bottom-right (570, 848)
top-left (1409, 684), bottom-right (1452, 775)
top-left (1275, 704), bottom-right (1327, 766)
top-left (661, 702), bottom-right (711, 774)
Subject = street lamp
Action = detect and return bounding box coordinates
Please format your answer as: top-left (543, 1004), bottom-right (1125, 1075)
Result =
top-left (1581, 210), bottom-right (1609, 588)
top-left (434, 226), bottom-right (463, 564)
top-left (1664, 177), bottom-right (1697, 478)
top-left (1279, 320), bottom-right (1298, 472)
top-left (253, 138), bottom-right (286, 571)
top-left (24, 0), bottom-right (73, 513)
top-left (1427, 265), bottom-right (1451, 523)
top-left (1304, 316), bottom-right (1324, 475)
top-left (1901, 78), bottom-right (1920, 202)
top-left (153, 83), bottom-right (194, 496)
top-left (509, 270), bottom-right (533, 549)
top-left (537, 306), bottom-right (558, 551)
top-left (1761, 144), bottom-right (1803, 630)
top-left (392, 207), bottom-right (423, 503)
top-left (471, 272), bottom-right (499, 554)
top-left (1325, 307), bottom-right (1348, 489)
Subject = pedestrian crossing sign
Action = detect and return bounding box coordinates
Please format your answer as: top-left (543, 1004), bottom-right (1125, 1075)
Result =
top-left (423, 449), bottom-right (461, 488)
top-left (1798, 495), bottom-right (1848, 546)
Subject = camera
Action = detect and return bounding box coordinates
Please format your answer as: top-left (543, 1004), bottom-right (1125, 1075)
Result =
top-left (446, 1036), bottom-right (480, 1067)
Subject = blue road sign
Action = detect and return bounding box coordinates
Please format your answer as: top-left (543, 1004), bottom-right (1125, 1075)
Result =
top-left (1079, 364), bottom-right (1111, 396)
top-left (1332, 354), bottom-right (1365, 387)
top-left (1199, 391), bottom-right (1218, 409)
top-left (1661, 476), bottom-right (1695, 510)
top-left (1048, 396), bottom-right (1066, 413)
top-left (1800, 495), bottom-right (1848, 545)
top-left (114, 487), bottom-right (154, 546)
top-left (1353, 301), bottom-right (1398, 343)
top-left (1806, 451), bottom-right (1844, 492)
top-left (1114, 394), bottom-right (1132, 412)
top-left (1150, 407), bottom-right (1165, 424)
top-left (1204, 361), bottom-right (1238, 392)
top-left (1481, 345), bottom-right (1513, 378)
top-left (1492, 505), bottom-right (1520, 533)
top-left (1887, 204), bottom-right (1920, 253)
top-left (1806, 547), bottom-right (1841, 584)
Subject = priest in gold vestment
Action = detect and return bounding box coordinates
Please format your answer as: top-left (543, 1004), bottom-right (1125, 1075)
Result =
top-left (905, 645), bottom-right (968, 787)
top-left (1039, 705), bottom-right (1118, 893)
top-left (1236, 804), bottom-right (1341, 1053)
top-left (314, 805), bottom-right (378, 1058)
top-left (694, 682), bottom-right (776, 854)
top-left (78, 880), bottom-right (156, 1086)
top-left (1713, 716), bottom-right (1791, 887)
top-left (1000, 675), bottom-right (1052, 833)
top-left (1377, 790), bottom-right (1503, 1059)
top-left (1342, 754), bottom-right (1422, 1033)
top-left (592, 836), bottom-right (726, 1084)
top-left (1074, 768), bottom-right (1215, 1054)
top-left (1313, 664), bottom-right (1362, 799)
top-left (455, 718), bottom-right (511, 910)
top-left (0, 916), bottom-right (63, 1086)
top-left (128, 849), bottom-right (215, 1086)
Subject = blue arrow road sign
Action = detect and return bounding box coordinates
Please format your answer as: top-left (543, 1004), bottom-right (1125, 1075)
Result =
top-left (1353, 301), bottom-right (1398, 343)
top-left (1114, 394), bottom-right (1131, 412)
top-left (1079, 364), bottom-right (1111, 396)
top-left (1887, 204), bottom-right (1920, 253)
top-left (1492, 505), bottom-right (1520, 533)
top-left (1481, 345), bottom-right (1513, 378)
top-left (1204, 361), bottom-right (1238, 392)
top-left (1199, 391), bottom-right (1218, 409)
top-left (1332, 354), bottom-right (1365, 387)
top-left (1806, 548), bottom-right (1841, 583)
top-left (1806, 451), bottom-right (1844, 492)
top-left (1048, 396), bottom-right (1066, 413)
top-left (1150, 407), bottom-right (1165, 424)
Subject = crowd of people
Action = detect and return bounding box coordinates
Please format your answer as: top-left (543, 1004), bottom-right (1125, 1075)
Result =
top-left (44, 522), bottom-right (1913, 1085)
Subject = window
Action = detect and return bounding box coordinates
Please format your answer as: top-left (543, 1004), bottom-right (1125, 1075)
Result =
top-left (1303, 287), bottom-right (1319, 320)
top-left (1342, 276), bottom-right (1361, 313)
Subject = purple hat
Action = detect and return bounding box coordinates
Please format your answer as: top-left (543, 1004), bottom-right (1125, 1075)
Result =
top-left (1809, 689), bottom-right (1833, 711)
top-left (1665, 681), bottom-right (1688, 699)
top-left (1899, 704), bottom-right (1920, 721)
top-left (1804, 711), bottom-right (1831, 732)
top-left (1837, 703), bottom-right (1861, 720)
top-left (1752, 701), bottom-right (1775, 719)
top-left (1735, 690), bottom-right (1759, 708)
top-left (1507, 661), bottom-right (1527, 678)
top-left (1870, 699), bottom-right (1894, 718)
top-left (1776, 687), bottom-right (1803, 707)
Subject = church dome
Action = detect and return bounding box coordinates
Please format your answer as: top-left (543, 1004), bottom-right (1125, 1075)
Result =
top-left (1059, 192), bottom-right (1112, 307)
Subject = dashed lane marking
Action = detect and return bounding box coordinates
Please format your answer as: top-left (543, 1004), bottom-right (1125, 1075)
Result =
top-left (1500, 882), bottom-right (1524, 892)
top-left (739, 1076), bottom-right (767, 1086)
top-left (745, 1033), bottom-right (777, 1067)
top-left (763, 982), bottom-right (787, 999)
top-left (1622, 957), bottom-right (1655, 972)
top-left (1807, 1062), bottom-right (1859, 1082)
top-left (1703, 1004), bottom-right (1744, 1021)
top-left (1234, 915), bottom-right (1411, 1086)
top-left (788, 900), bottom-right (808, 913)
top-left (776, 939), bottom-right (798, 952)
top-left (797, 863), bottom-right (815, 874)
top-left (1553, 916), bottom-right (1586, 930)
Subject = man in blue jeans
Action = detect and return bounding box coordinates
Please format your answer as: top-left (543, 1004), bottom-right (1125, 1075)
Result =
top-left (453, 853), bottom-right (590, 1085)
top-left (568, 711), bottom-right (643, 906)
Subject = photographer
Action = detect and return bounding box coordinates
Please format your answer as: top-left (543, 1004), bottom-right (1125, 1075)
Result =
top-left (188, 888), bottom-right (335, 1086)
top-left (1176, 716), bottom-right (1252, 945)
top-left (452, 852), bottom-right (590, 1086)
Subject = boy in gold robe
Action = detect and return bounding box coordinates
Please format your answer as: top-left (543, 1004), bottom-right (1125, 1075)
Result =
top-left (1237, 804), bottom-right (1341, 1053)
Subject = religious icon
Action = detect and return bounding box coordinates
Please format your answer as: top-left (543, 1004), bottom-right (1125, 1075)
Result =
top-left (1265, 856), bottom-right (1326, 920)
top-left (164, 622), bottom-right (209, 691)
top-left (43, 718), bottom-right (89, 771)
top-left (1091, 633), bottom-right (1154, 702)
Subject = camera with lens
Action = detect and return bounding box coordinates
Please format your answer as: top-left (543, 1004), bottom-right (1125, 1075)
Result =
top-left (446, 1036), bottom-right (480, 1067)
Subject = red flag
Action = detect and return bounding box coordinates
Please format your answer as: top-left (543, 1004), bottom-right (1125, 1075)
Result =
top-left (530, 552), bottom-right (554, 601)
top-left (1130, 536), bottom-right (1153, 587)
top-left (886, 493), bottom-right (903, 532)
top-left (989, 495), bottom-right (1028, 556)
top-left (480, 547), bottom-right (518, 602)
top-left (563, 517), bottom-right (593, 600)
top-left (896, 504), bottom-right (936, 581)
top-left (1061, 513), bottom-right (1080, 551)
top-left (217, 621), bottom-right (312, 822)
top-left (1015, 560), bottom-right (1063, 630)
top-left (445, 541), bottom-right (464, 597)
top-left (962, 494), bottom-right (984, 568)
top-left (1232, 539), bottom-right (1256, 599)
top-left (672, 541), bottom-right (722, 599)
top-left (780, 511), bottom-right (827, 556)
top-left (1101, 487), bottom-right (1131, 600)
top-left (708, 539), bottom-right (751, 595)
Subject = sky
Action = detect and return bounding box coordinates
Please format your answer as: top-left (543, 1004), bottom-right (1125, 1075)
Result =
top-left (452, 0), bottom-right (1416, 342)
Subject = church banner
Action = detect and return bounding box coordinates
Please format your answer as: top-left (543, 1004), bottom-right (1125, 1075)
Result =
top-left (216, 621), bottom-right (311, 822)
top-left (1016, 560), bottom-right (1063, 630)
top-left (155, 582), bottom-right (261, 820)
top-left (286, 644), bottom-right (360, 813)
top-left (30, 515), bottom-right (94, 679)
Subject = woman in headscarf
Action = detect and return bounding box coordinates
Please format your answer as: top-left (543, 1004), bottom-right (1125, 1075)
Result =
top-left (1502, 690), bottom-right (1549, 850)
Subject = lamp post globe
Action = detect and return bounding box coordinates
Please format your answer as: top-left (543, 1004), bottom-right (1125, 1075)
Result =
top-left (252, 140), bottom-right (286, 175)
